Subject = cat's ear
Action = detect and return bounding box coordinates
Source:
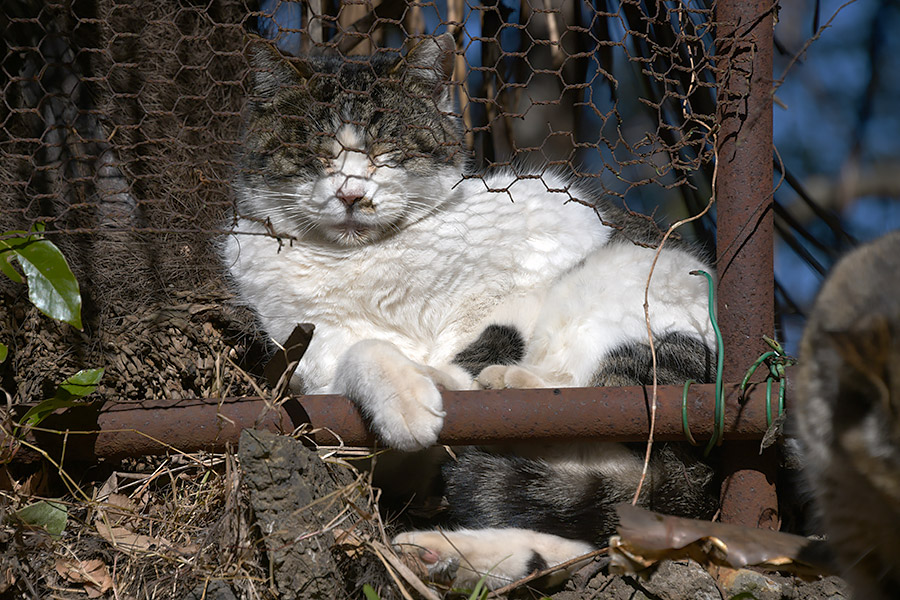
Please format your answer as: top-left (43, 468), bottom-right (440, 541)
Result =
top-left (397, 33), bottom-right (456, 111)
top-left (402, 33), bottom-right (456, 84)
top-left (244, 35), bottom-right (310, 109)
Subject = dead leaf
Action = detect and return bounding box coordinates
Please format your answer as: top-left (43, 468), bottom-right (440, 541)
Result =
top-left (95, 471), bottom-right (119, 502)
top-left (55, 558), bottom-right (112, 598)
top-left (609, 503), bottom-right (833, 578)
top-left (0, 465), bottom-right (14, 492)
top-left (333, 527), bottom-right (366, 558)
top-left (0, 563), bottom-right (14, 593)
top-left (175, 542), bottom-right (201, 555)
top-left (102, 493), bottom-right (137, 526)
top-left (19, 465), bottom-right (50, 497)
top-left (95, 515), bottom-right (168, 552)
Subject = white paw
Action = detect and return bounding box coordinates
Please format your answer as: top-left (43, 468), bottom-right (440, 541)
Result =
top-left (333, 340), bottom-right (445, 451)
top-left (393, 528), bottom-right (594, 590)
top-left (393, 531), bottom-right (461, 584)
top-left (477, 364), bottom-right (548, 389)
top-left (422, 363), bottom-right (481, 391)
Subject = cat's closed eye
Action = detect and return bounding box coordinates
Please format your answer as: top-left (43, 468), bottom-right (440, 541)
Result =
top-left (370, 150), bottom-right (399, 168)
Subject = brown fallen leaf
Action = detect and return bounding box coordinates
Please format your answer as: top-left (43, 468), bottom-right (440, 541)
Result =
top-left (609, 503), bottom-right (834, 578)
top-left (332, 527), bottom-right (366, 558)
top-left (94, 511), bottom-right (199, 555)
top-left (95, 471), bottom-right (120, 502)
top-left (0, 562), bottom-right (14, 594)
top-left (0, 465), bottom-right (15, 493)
top-left (55, 558), bottom-right (113, 598)
top-left (95, 514), bottom-right (167, 552)
top-left (102, 493), bottom-right (137, 526)
top-left (19, 465), bottom-right (51, 497)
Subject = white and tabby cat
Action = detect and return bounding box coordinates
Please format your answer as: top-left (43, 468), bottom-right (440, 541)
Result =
top-left (223, 34), bottom-right (718, 589)
top-left (795, 231), bottom-right (900, 600)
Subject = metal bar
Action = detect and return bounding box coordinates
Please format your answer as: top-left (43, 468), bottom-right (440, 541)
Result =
top-left (715, 0), bottom-right (778, 529)
top-left (3, 382), bottom-right (776, 463)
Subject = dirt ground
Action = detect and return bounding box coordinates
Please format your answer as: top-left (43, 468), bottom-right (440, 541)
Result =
top-left (0, 419), bottom-right (853, 600)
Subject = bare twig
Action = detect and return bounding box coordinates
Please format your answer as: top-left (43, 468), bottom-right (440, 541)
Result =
top-left (773, 0), bottom-right (860, 92)
top-left (632, 102), bottom-right (719, 504)
top-left (370, 540), bottom-right (439, 600)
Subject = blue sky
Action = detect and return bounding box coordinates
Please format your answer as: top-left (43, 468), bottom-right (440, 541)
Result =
top-left (774, 0), bottom-right (900, 351)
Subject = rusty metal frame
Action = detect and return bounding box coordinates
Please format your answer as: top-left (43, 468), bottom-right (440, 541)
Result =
top-left (2, 0), bottom-right (779, 529)
top-left (714, 0), bottom-right (778, 529)
top-left (5, 382), bottom-right (778, 463)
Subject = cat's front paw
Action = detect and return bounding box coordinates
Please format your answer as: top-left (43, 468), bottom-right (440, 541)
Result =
top-left (477, 364), bottom-right (548, 389)
top-left (333, 340), bottom-right (446, 451)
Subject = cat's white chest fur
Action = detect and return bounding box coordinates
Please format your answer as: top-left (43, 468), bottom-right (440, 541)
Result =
top-left (223, 174), bottom-right (609, 392)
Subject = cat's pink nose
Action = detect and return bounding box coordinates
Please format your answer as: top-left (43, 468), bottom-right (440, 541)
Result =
top-left (337, 188), bottom-right (365, 207)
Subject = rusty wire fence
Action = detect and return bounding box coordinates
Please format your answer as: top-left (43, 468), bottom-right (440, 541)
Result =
top-left (0, 0), bottom-right (733, 404)
top-left (2, 0), bottom-right (721, 246)
top-left (0, 0), bottom-right (787, 532)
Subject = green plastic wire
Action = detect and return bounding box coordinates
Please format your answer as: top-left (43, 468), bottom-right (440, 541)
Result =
top-left (689, 270), bottom-right (724, 456)
top-left (778, 375), bottom-right (785, 419)
top-left (745, 340), bottom-right (790, 428)
top-left (740, 351), bottom-right (777, 391)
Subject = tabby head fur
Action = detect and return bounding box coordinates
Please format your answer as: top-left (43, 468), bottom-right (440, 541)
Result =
top-left (236, 34), bottom-right (463, 246)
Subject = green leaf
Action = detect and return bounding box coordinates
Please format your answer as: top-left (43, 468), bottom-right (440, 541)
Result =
top-left (362, 584), bottom-right (381, 600)
top-left (0, 249), bottom-right (23, 283)
top-left (13, 500), bottom-right (68, 537)
top-left (17, 368), bottom-right (104, 432)
top-left (56, 368), bottom-right (104, 400)
top-left (467, 578), bottom-right (489, 600)
top-left (0, 233), bottom-right (82, 329)
top-left (19, 397), bottom-right (90, 430)
top-left (1, 232), bottom-right (33, 284)
top-left (0, 343), bottom-right (6, 363)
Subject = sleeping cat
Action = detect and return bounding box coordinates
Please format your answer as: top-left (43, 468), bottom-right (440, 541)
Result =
top-left (795, 231), bottom-right (900, 600)
top-left (223, 34), bottom-right (718, 589)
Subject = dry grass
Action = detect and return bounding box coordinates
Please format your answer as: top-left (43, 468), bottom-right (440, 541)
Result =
top-left (0, 445), bottom-right (386, 599)
top-left (0, 435), bottom-right (602, 600)
top-left (1, 451), bottom-right (254, 598)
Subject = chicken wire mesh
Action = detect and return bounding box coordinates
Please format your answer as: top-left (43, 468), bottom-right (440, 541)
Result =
top-left (0, 0), bottom-right (732, 405)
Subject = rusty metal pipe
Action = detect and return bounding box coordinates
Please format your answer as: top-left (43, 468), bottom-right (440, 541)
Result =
top-left (3, 382), bottom-right (777, 463)
top-left (715, 0), bottom-right (778, 529)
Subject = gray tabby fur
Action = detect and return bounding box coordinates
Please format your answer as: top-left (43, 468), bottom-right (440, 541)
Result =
top-left (795, 231), bottom-right (900, 600)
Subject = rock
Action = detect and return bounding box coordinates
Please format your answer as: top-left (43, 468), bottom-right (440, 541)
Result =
top-left (790, 575), bottom-right (852, 600)
top-left (718, 568), bottom-right (782, 600)
top-left (237, 429), bottom-right (354, 600)
top-left (583, 571), bottom-right (653, 600)
top-left (637, 560), bottom-right (722, 600)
